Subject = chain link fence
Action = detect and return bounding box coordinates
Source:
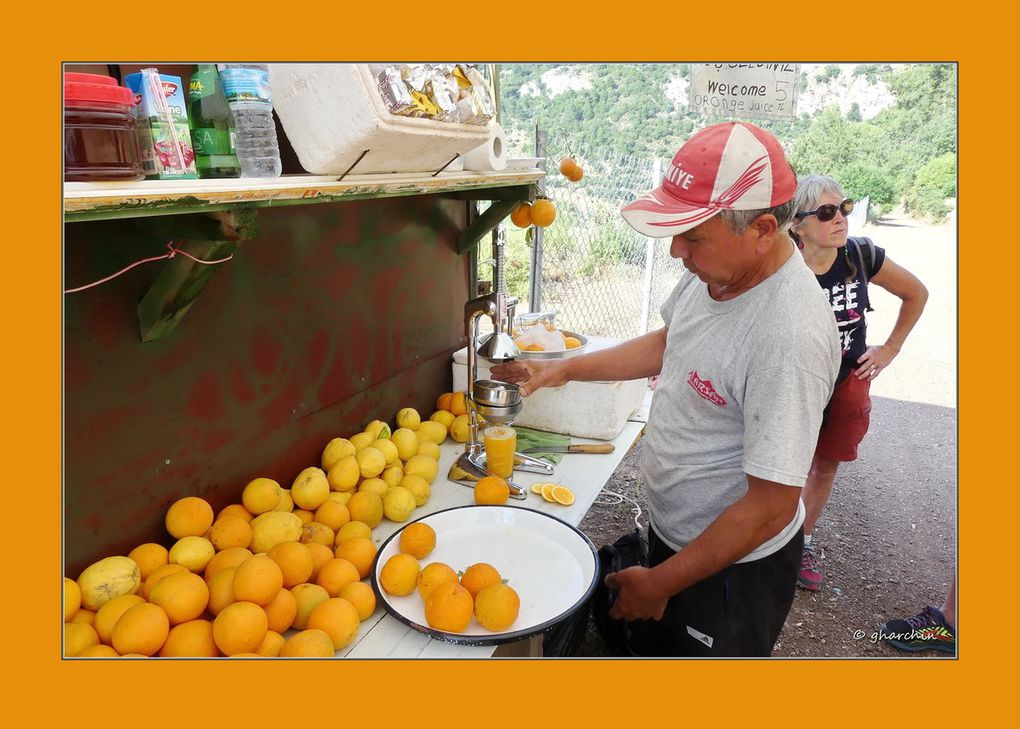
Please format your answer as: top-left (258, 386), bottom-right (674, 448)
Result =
top-left (495, 138), bottom-right (686, 341)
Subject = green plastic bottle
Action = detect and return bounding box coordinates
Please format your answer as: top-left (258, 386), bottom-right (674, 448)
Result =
top-left (188, 65), bottom-right (240, 178)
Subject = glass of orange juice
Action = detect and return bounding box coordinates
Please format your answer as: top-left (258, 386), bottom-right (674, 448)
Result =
top-left (483, 425), bottom-right (517, 479)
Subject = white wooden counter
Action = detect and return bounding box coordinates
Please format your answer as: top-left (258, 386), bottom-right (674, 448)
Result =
top-left (336, 401), bottom-right (649, 659)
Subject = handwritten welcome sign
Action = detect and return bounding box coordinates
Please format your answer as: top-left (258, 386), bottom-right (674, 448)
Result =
top-left (689, 64), bottom-right (799, 121)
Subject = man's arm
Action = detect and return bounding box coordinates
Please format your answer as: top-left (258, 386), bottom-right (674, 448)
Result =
top-left (490, 326), bottom-right (668, 396)
top-left (604, 475), bottom-right (801, 621)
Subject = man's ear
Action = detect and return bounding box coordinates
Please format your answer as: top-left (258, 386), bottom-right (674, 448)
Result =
top-left (750, 214), bottom-right (780, 253)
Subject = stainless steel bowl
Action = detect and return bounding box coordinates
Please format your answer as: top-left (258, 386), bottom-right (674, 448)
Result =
top-left (475, 400), bottom-right (522, 425)
top-left (472, 379), bottom-right (522, 408)
top-left (516, 330), bottom-right (588, 360)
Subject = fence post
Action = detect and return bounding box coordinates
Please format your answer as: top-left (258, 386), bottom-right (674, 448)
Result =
top-left (639, 157), bottom-right (662, 333)
top-left (528, 125), bottom-right (547, 313)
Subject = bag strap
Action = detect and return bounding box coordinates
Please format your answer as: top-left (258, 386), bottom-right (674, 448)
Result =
top-left (848, 236), bottom-right (875, 312)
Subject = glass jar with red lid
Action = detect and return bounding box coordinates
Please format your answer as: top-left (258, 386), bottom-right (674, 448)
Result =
top-left (64, 72), bottom-right (145, 182)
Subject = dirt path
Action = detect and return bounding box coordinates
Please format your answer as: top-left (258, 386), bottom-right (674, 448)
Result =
top-left (576, 210), bottom-right (958, 657)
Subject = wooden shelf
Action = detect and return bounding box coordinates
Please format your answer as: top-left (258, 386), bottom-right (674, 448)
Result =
top-left (63, 169), bottom-right (543, 222)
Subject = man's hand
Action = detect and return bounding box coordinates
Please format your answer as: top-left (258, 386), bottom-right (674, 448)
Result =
top-left (489, 359), bottom-right (570, 397)
top-left (604, 566), bottom-right (669, 621)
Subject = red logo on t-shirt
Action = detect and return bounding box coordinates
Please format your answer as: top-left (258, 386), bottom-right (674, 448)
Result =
top-left (687, 371), bottom-right (727, 406)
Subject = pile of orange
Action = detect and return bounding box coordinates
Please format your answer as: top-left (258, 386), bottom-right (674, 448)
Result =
top-left (530, 482), bottom-right (576, 506)
top-left (379, 521), bottom-right (521, 634)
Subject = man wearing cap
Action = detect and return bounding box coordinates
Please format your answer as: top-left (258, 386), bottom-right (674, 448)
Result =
top-left (491, 121), bottom-right (839, 656)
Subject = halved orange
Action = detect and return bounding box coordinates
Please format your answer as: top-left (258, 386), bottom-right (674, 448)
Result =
top-left (550, 486), bottom-right (575, 506)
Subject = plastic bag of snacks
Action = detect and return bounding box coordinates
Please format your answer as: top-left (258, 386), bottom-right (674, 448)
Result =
top-left (375, 64), bottom-right (495, 125)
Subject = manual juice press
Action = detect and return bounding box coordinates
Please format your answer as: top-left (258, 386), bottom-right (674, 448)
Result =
top-left (448, 227), bottom-right (555, 498)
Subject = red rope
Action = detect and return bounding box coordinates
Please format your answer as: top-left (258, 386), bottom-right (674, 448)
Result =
top-left (64, 242), bottom-right (234, 294)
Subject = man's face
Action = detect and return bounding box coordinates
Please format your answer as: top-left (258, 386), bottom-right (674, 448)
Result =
top-left (669, 215), bottom-right (754, 286)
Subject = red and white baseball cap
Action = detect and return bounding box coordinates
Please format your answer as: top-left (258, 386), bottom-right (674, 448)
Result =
top-left (621, 121), bottom-right (796, 237)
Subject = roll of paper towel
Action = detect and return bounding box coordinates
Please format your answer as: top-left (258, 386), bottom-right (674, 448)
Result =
top-left (463, 122), bottom-right (507, 171)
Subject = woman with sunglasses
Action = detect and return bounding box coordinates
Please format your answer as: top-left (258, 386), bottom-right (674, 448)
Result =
top-left (790, 175), bottom-right (928, 592)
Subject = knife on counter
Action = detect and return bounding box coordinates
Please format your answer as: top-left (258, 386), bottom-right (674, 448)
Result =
top-left (518, 443), bottom-right (615, 454)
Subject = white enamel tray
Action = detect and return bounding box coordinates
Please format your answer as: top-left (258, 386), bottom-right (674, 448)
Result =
top-left (371, 505), bottom-right (599, 645)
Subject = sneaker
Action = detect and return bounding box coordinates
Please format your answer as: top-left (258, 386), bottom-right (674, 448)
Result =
top-left (797, 546), bottom-right (823, 591)
top-left (880, 606), bottom-right (956, 654)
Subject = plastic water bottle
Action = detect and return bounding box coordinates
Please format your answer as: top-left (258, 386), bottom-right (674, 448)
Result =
top-left (217, 64), bottom-right (282, 178)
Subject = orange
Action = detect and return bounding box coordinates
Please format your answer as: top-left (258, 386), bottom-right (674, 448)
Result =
top-left (322, 437), bottom-right (357, 472)
top-left (305, 542), bottom-right (335, 581)
top-left (448, 391), bottom-right (467, 416)
top-left (417, 562), bottom-right (459, 600)
top-left (315, 558), bottom-right (361, 597)
top-left (204, 547), bottom-right (252, 583)
top-left (339, 581), bottom-right (377, 621)
top-left (563, 336), bottom-right (582, 349)
top-left (142, 563), bottom-right (190, 600)
top-left (206, 566), bottom-right (238, 616)
top-left (64, 622), bottom-right (100, 656)
top-left (530, 198), bottom-right (557, 227)
top-left (474, 582), bottom-right (521, 632)
top-left (232, 555), bottom-right (283, 606)
top-left (559, 157), bottom-right (578, 176)
top-left (293, 509), bottom-right (315, 525)
top-left (424, 581), bottom-right (474, 633)
top-left (148, 571), bottom-right (210, 625)
top-left (567, 166), bottom-right (584, 182)
top-left (256, 630), bottom-right (286, 657)
top-left (474, 475), bottom-right (510, 505)
top-left (347, 491), bottom-right (384, 529)
top-left (241, 477), bottom-right (282, 514)
top-left (290, 583), bottom-right (331, 630)
top-left (398, 522), bottom-right (436, 559)
top-left (159, 619), bottom-right (219, 657)
top-left (510, 202), bottom-right (532, 228)
top-left (307, 597), bottom-right (361, 650)
top-left (459, 563), bottom-right (502, 599)
top-left (281, 629), bottom-right (335, 657)
top-left (127, 543), bottom-right (169, 581)
top-left (168, 535), bottom-right (216, 573)
top-left (94, 594), bottom-right (145, 644)
top-left (300, 521), bottom-right (336, 547)
top-left (64, 577), bottom-right (81, 622)
top-left (165, 496), bottom-right (214, 539)
top-left (267, 541), bottom-right (314, 588)
top-left (551, 485), bottom-right (575, 506)
top-left (212, 601), bottom-right (268, 656)
top-left (263, 584), bottom-right (298, 633)
top-left (76, 644), bottom-right (118, 657)
top-left (217, 503), bottom-right (253, 523)
top-left (209, 516), bottom-right (253, 551)
top-left (379, 553), bottom-right (420, 596)
top-left (314, 499), bottom-right (351, 532)
top-left (334, 537), bottom-right (377, 579)
top-left (111, 602), bottom-right (170, 657)
top-left (435, 392), bottom-right (453, 412)
top-left (335, 520), bottom-right (372, 545)
top-left (70, 608), bottom-right (96, 626)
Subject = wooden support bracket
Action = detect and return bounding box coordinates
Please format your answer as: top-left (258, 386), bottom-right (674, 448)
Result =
top-left (136, 209), bottom-right (258, 343)
top-left (456, 199), bottom-right (523, 256)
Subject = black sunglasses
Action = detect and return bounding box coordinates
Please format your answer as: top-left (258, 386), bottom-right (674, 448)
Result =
top-left (795, 198), bottom-right (854, 223)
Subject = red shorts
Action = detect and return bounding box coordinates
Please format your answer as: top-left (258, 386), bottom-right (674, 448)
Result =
top-left (814, 373), bottom-right (872, 462)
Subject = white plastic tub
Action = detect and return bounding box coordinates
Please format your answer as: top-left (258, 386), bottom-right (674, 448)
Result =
top-left (452, 336), bottom-right (649, 441)
top-left (269, 64), bottom-right (491, 175)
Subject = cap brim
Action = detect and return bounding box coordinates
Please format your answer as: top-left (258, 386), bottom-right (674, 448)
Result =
top-left (620, 186), bottom-right (722, 238)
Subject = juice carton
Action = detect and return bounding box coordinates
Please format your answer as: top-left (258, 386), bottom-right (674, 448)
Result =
top-left (123, 71), bottom-right (198, 179)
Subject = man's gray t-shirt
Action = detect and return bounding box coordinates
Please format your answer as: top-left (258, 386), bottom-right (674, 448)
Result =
top-left (641, 248), bottom-right (839, 563)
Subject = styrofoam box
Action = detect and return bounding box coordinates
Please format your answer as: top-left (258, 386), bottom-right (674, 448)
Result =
top-left (269, 64), bottom-right (491, 175)
top-left (452, 336), bottom-right (649, 441)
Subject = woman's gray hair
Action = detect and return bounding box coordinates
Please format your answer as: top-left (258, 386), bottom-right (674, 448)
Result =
top-left (719, 198), bottom-right (798, 234)
top-left (793, 175), bottom-right (845, 216)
